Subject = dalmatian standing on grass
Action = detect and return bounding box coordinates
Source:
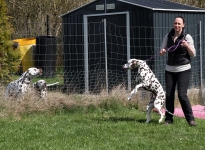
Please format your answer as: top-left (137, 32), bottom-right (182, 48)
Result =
top-left (5, 67), bottom-right (43, 100)
top-left (123, 59), bottom-right (165, 123)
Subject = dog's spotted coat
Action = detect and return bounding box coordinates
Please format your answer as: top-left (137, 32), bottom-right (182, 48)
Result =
top-left (123, 59), bottom-right (165, 123)
top-left (33, 80), bottom-right (47, 98)
top-left (33, 80), bottom-right (59, 98)
top-left (5, 68), bottom-right (43, 99)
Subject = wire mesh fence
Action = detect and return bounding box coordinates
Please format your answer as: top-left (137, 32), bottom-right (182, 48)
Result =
top-left (2, 20), bottom-right (205, 103)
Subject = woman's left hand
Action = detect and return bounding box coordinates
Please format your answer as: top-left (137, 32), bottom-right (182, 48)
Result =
top-left (181, 39), bottom-right (195, 57)
top-left (181, 40), bottom-right (189, 48)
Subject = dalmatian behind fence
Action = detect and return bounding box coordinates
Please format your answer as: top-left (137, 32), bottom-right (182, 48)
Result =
top-left (5, 67), bottom-right (43, 100)
top-left (33, 80), bottom-right (59, 98)
top-left (123, 59), bottom-right (165, 123)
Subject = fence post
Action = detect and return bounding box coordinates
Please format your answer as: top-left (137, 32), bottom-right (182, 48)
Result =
top-left (103, 19), bottom-right (109, 94)
top-left (198, 21), bottom-right (204, 104)
top-left (46, 15), bottom-right (50, 36)
top-left (126, 12), bottom-right (131, 91)
top-left (83, 15), bottom-right (89, 94)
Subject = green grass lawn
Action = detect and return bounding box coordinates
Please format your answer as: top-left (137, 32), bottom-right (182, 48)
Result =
top-left (0, 106), bottom-right (204, 150)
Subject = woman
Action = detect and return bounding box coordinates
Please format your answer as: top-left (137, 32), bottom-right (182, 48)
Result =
top-left (160, 16), bottom-right (196, 126)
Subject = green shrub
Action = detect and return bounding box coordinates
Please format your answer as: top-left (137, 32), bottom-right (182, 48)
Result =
top-left (0, 0), bottom-right (21, 84)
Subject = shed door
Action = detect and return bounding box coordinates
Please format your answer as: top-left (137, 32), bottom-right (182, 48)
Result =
top-left (87, 14), bottom-right (127, 93)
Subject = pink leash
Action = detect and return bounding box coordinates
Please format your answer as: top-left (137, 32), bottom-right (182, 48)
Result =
top-left (145, 40), bottom-right (183, 62)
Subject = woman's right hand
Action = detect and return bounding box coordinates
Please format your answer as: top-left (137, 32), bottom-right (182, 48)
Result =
top-left (160, 49), bottom-right (166, 56)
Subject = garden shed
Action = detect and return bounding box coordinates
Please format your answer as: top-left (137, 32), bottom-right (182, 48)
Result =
top-left (60, 0), bottom-right (205, 94)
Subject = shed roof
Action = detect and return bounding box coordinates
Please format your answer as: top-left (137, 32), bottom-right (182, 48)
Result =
top-left (60, 0), bottom-right (205, 17)
top-left (119, 0), bottom-right (205, 11)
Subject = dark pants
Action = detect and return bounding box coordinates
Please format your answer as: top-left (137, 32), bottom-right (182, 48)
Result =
top-left (165, 69), bottom-right (195, 123)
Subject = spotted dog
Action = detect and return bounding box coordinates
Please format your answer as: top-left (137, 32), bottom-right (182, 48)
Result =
top-left (33, 80), bottom-right (59, 98)
top-left (123, 59), bottom-right (165, 123)
top-left (5, 68), bottom-right (43, 99)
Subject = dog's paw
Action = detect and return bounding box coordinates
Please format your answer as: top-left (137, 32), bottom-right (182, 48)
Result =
top-left (127, 97), bottom-right (131, 101)
top-left (145, 120), bottom-right (150, 123)
top-left (158, 115), bottom-right (164, 123)
top-left (159, 119), bottom-right (163, 123)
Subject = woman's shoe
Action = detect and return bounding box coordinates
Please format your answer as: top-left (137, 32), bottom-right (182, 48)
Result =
top-left (164, 121), bottom-right (173, 125)
top-left (188, 120), bottom-right (197, 126)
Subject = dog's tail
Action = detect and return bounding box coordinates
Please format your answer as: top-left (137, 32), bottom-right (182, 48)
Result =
top-left (47, 82), bottom-right (59, 87)
top-left (163, 105), bottom-right (177, 117)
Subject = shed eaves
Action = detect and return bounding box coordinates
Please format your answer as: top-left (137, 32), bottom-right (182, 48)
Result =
top-left (119, 0), bottom-right (205, 10)
top-left (60, 0), bottom-right (205, 17)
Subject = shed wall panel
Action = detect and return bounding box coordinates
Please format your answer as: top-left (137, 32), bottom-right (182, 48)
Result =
top-left (61, 0), bottom-right (205, 93)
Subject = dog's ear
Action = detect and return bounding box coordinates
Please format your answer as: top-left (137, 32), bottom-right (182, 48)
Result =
top-left (132, 60), bottom-right (138, 64)
top-left (44, 83), bottom-right (47, 88)
top-left (22, 70), bottom-right (29, 77)
top-left (33, 83), bottom-right (37, 88)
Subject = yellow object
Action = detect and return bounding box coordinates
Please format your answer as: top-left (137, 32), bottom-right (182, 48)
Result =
top-left (13, 38), bottom-right (36, 72)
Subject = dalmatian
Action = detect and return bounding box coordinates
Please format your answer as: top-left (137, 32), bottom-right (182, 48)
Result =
top-left (5, 67), bottom-right (43, 100)
top-left (33, 80), bottom-right (59, 98)
top-left (123, 59), bottom-right (165, 123)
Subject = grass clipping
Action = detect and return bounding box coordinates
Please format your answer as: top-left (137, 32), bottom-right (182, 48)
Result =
top-left (0, 85), bottom-right (201, 119)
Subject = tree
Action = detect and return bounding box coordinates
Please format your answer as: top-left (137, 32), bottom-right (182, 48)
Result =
top-left (5, 0), bottom-right (92, 67)
top-left (0, 0), bottom-right (21, 83)
top-left (170, 0), bottom-right (205, 8)
top-left (5, 0), bottom-right (92, 38)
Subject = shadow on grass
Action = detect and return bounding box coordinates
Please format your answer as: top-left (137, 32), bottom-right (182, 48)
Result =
top-left (94, 116), bottom-right (159, 124)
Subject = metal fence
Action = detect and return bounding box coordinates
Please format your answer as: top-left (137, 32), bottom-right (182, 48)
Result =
top-left (4, 21), bottom-right (205, 101)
